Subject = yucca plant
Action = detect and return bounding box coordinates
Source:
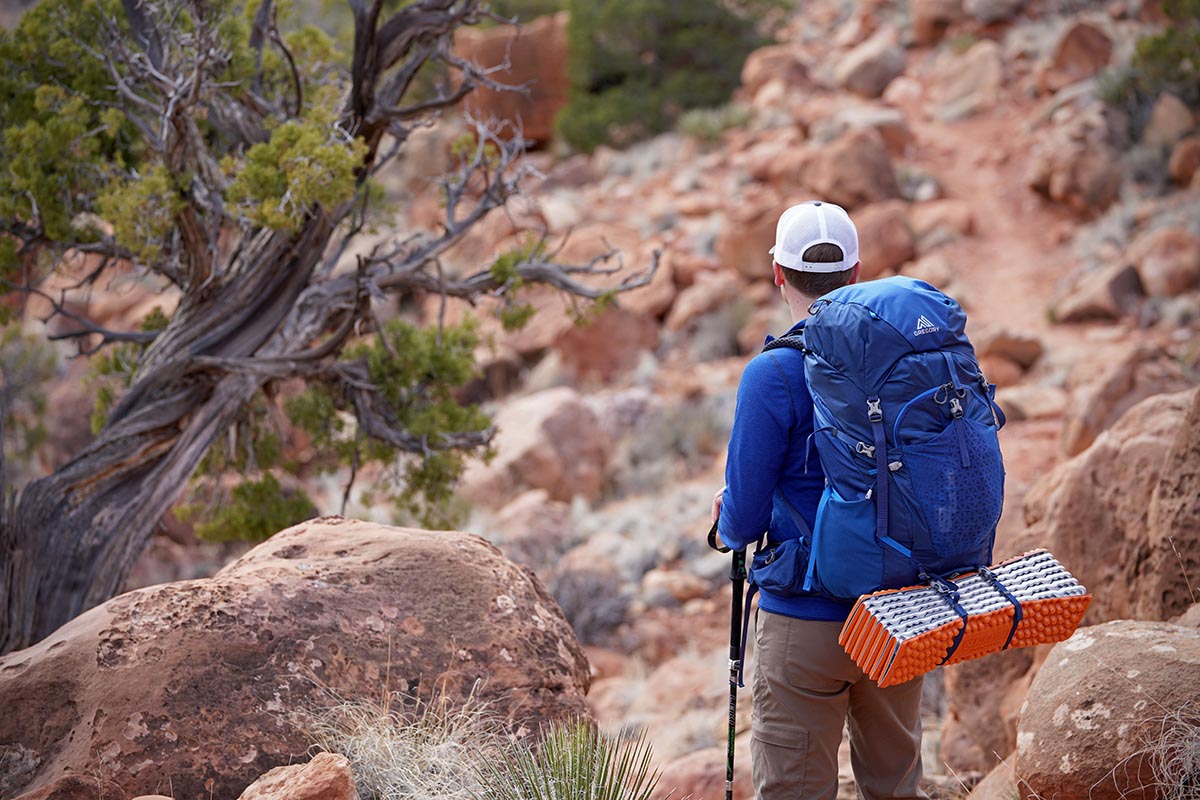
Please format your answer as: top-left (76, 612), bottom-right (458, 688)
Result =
top-left (473, 719), bottom-right (664, 800)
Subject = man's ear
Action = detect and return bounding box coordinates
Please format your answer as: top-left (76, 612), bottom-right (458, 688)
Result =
top-left (772, 262), bottom-right (786, 287)
top-left (849, 262), bottom-right (862, 284)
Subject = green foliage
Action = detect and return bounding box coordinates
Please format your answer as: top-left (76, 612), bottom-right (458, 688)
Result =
top-left (0, 0), bottom-right (137, 245)
top-left (488, 0), bottom-right (566, 22)
top-left (557, 0), bottom-right (774, 152)
top-left (0, 325), bottom-right (57, 477)
top-left (286, 318), bottom-right (490, 529)
top-left (96, 166), bottom-right (184, 261)
top-left (179, 473), bottom-right (315, 542)
top-left (473, 719), bottom-right (661, 800)
top-left (677, 103), bottom-right (752, 144)
top-left (1097, 1), bottom-right (1200, 133)
top-left (225, 117), bottom-right (367, 230)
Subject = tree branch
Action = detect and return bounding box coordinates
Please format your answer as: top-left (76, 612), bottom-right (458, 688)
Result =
top-left (3, 282), bottom-right (159, 356)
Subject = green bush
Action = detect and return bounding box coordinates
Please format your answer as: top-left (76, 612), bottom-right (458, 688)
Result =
top-left (557, 0), bottom-right (774, 152)
top-left (1097, 0), bottom-right (1199, 135)
top-left (488, 0), bottom-right (566, 21)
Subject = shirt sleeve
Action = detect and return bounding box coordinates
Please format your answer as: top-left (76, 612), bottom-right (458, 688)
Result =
top-left (717, 353), bottom-right (795, 551)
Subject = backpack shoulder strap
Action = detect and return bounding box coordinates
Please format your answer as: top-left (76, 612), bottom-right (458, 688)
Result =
top-left (761, 333), bottom-right (805, 354)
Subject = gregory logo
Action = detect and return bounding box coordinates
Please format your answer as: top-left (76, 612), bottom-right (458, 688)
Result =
top-left (913, 315), bottom-right (940, 336)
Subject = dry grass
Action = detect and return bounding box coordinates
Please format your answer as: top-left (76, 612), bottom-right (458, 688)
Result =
top-left (303, 682), bottom-right (502, 800)
top-left (1137, 704), bottom-right (1200, 800)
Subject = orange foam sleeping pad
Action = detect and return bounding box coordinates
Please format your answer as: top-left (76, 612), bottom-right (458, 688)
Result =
top-left (838, 549), bottom-right (1091, 688)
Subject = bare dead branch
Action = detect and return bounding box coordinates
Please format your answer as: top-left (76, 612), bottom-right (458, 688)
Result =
top-left (4, 282), bottom-right (159, 356)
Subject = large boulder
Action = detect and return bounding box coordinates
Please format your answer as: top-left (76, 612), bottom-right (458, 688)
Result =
top-left (940, 649), bottom-right (1038, 774)
top-left (1035, 21), bottom-right (1113, 95)
top-left (0, 518), bottom-right (591, 800)
top-left (1127, 226), bottom-right (1200, 299)
top-left (834, 32), bottom-right (907, 99)
top-left (236, 753), bottom-right (356, 800)
top-left (1061, 347), bottom-right (1195, 456)
top-left (931, 40), bottom-right (1005, 122)
top-left (1014, 387), bottom-right (1200, 623)
top-left (802, 127), bottom-right (901, 210)
top-left (453, 12), bottom-right (570, 146)
top-left (1016, 620), bottom-right (1200, 800)
top-left (459, 386), bottom-right (612, 507)
top-left (1026, 102), bottom-right (1122, 217)
top-left (854, 199), bottom-right (916, 279)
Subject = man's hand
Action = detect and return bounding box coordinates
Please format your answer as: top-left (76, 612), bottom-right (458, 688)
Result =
top-left (712, 487), bottom-right (725, 523)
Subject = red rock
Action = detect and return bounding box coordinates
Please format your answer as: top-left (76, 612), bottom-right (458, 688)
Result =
top-left (715, 189), bottom-right (787, 279)
top-left (740, 44), bottom-right (811, 100)
top-left (1036, 22), bottom-right (1113, 94)
top-left (855, 199), bottom-right (916, 279)
top-left (489, 488), bottom-right (575, 572)
top-left (908, 198), bottom-right (975, 251)
top-left (459, 386), bottom-right (611, 506)
top-left (976, 329), bottom-right (1043, 368)
top-left (653, 746), bottom-right (754, 800)
top-left (236, 753), bottom-right (356, 800)
top-left (912, 0), bottom-right (964, 45)
top-left (1061, 347), bottom-right (1194, 456)
top-left (1051, 262), bottom-right (1143, 322)
top-left (664, 270), bottom-right (742, 333)
top-left (978, 354), bottom-right (1024, 388)
top-left (804, 128), bottom-right (901, 210)
top-left (1016, 621), bottom-right (1200, 800)
top-left (941, 648), bottom-right (1037, 774)
top-left (1168, 135), bottom-right (1200, 184)
top-left (453, 13), bottom-right (569, 146)
top-left (1127, 226), bottom-right (1200, 298)
top-left (932, 40), bottom-right (1005, 121)
top-left (1026, 104), bottom-right (1123, 216)
top-left (0, 518), bottom-right (590, 800)
top-left (554, 306), bottom-right (660, 383)
top-left (994, 385), bottom-right (1068, 421)
top-left (1141, 91), bottom-right (1195, 149)
top-left (1015, 388), bottom-right (1200, 622)
top-left (834, 32), bottom-right (907, 99)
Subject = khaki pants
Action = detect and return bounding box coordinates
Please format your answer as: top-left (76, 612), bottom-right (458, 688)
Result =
top-left (750, 610), bottom-right (926, 800)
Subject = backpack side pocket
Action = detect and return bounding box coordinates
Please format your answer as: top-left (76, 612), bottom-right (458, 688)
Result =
top-left (749, 538), bottom-right (810, 597)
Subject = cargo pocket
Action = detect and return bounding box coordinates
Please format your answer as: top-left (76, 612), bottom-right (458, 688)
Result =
top-left (751, 724), bottom-right (809, 798)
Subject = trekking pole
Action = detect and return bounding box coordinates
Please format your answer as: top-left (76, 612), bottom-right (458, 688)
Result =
top-left (708, 520), bottom-right (746, 800)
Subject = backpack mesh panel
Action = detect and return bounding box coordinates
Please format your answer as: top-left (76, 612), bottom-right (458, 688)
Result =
top-left (902, 420), bottom-right (1004, 561)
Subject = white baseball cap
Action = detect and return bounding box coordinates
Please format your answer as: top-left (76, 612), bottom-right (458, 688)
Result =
top-left (768, 201), bottom-right (859, 273)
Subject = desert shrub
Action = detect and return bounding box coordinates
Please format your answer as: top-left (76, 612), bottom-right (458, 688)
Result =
top-left (547, 564), bottom-right (631, 645)
top-left (305, 692), bottom-right (664, 800)
top-left (557, 0), bottom-right (777, 152)
top-left (474, 719), bottom-right (661, 800)
top-left (1097, 0), bottom-right (1200, 136)
top-left (677, 103), bottom-right (753, 144)
top-left (488, 0), bottom-right (566, 21)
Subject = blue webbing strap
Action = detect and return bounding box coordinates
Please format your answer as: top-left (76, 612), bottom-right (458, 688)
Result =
top-left (867, 397), bottom-right (888, 545)
top-left (923, 572), bottom-right (969, 665)
top-left (978, 565), bottom-right (1024, 650)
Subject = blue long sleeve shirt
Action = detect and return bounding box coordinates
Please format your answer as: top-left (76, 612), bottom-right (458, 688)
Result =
top-left (718, 321), bottom-right (854, 622)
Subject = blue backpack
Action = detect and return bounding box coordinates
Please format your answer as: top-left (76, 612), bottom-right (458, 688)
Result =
top-left (757, 276), bottom-right (1007, 601)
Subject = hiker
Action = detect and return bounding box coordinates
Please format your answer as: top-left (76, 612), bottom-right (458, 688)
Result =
top-left (711, 200), bottom-right (926, 800)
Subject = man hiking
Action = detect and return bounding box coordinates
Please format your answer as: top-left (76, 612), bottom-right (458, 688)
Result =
top-left (711, 200), bottom-right (925, 800)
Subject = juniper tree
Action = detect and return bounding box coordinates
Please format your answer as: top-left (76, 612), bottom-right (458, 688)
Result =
top-left (0, 0), bottom-right (653, 653)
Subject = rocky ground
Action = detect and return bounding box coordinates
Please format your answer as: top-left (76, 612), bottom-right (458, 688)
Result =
top-left (3, 0), bottom-right (1199, 798)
